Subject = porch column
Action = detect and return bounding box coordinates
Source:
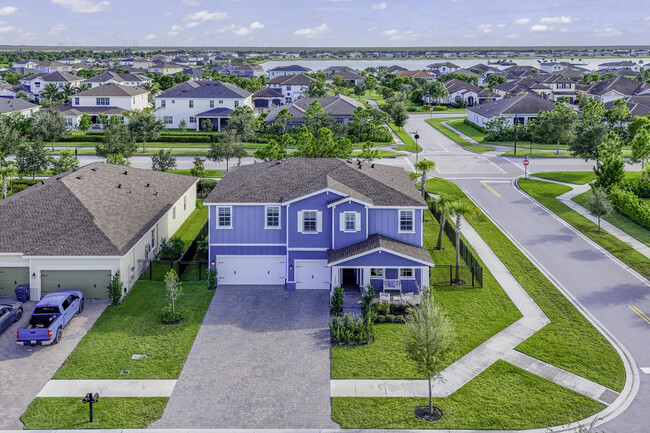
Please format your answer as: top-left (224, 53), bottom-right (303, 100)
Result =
top-left (331, 266), bottom-right (340, 288)
top-left (422, 266), bottom-right (430, 289)
top-left (362, 267), bottom-right (371, 289)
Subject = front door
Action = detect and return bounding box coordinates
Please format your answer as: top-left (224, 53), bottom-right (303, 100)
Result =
top-left (341, 268), bottom-right (357, 287)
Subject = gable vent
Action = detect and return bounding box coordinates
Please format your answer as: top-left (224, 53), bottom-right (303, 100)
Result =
top-left (123, 170), bottom-right (128, 175)
top-left (117, 184), bottom-right (121, 188)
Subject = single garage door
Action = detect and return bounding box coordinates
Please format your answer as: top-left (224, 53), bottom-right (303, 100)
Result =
top-left (295, 260), bottom-right (330, 290)
top-left (217, 256), bottom-right (286, 285)
top-left (0, 267), bottom-right (29, 297)
top-left (41, 270), bottom-right (112, 298)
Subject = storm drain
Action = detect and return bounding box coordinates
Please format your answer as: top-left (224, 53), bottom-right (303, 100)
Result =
top-left (598, 389), bottom-right (619, 405)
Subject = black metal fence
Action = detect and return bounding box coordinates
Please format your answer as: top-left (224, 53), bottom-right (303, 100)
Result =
top-left (142, 259), bottom-right (210, 281)
top-left (430, 208), bottom-right (483, 288)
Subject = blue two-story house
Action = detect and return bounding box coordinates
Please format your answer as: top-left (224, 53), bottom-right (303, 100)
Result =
top-left (204, 158), bottom-right (434, 293)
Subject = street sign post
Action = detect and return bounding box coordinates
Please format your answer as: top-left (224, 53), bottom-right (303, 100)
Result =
top-left (82, 393), bottom-right (99, 423)
top-left (523, 158), bottom-right (529, 179)
top-left (414, 132), bottom-right (420, 163)
top-left (430, 106), bottom-right (434, 118)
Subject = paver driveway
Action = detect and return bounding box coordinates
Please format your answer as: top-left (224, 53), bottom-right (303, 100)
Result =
top-left (0, 298), bottom-right (108, 429)
top-left (151, 285), bottom-right (337, 429)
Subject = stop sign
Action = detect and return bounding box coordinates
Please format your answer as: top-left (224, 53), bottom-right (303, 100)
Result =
top-left (429, 107), bottom-right (434, 111)
top-left (414, 134), bottom-right (420, 140)
top-left (523, 159), bottom-right (529, 166)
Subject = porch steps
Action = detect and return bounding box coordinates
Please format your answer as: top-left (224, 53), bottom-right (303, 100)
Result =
top-left (342, 288), bottom-right (363, 316)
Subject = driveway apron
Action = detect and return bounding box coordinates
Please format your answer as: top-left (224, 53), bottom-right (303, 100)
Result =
top-left (151, 286), bottom-right (337, 429)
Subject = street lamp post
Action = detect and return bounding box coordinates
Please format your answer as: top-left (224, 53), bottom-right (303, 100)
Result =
top-left (513, 114), bottom-right (518, 157)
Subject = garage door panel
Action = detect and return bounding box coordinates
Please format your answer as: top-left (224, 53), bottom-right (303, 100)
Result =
top-left (0, 267), bottom-right (29, 297)
top-left (295, 260), bottom-right (330, 290)
top-left (217, 256), bottom-right (286, 285)
top-left (41, 270), bottom-right (112, 298)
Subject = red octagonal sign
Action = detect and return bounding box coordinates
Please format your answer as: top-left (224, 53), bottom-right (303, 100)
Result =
top-left (523, 159), bottom-right (529, 166)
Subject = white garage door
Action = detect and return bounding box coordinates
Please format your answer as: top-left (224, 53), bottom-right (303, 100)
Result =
top-left (217, 256), bottom-right (286, 285)
top-left (295, 260), bottom-right (330, 290)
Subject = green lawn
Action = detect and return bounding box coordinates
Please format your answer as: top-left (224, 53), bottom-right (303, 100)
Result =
top-left (363, 89), bottom-right (386, 106)
top-left (501, 149), bottom-right (574, 157)
top-left (446, 120), bottom-right (554, 150)
top-left (48, 148), bottom-right (256, 157)
top-left (428, 178), bottom-right (625, 391)
top-left (425, 118), bottom-right (494, 153)
top-left (331, 209), bottom-right (521, 379)
top-left (518, 178), bottom-right (650, 285)
top-left (351, 149), bottom-right (405, 158)
top-left (573, 190), bottom-right (650, 247)
top-left (21, 398), bottom-right (167, 429)
top-left (406, 104), bottom-right (467, 114)
top-left (386, 122), bottom-right (423, 153)
top-left (53, 280), bottom-right (214, 379)
top-left (534, 171), bottom-right (597, 184)
top-left (172, 199), bottom-right (208, 249)
top-left (332, 360), bottom-right (605, 430)
top-left (169, 169), bottom-right (224, 178)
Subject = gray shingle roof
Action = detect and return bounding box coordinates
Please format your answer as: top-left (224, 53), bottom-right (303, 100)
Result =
top-left (268, 65), bottom-right (312, 73)
top-left (253, 87), bottom-right (284, 98)
top-left (25, 71), bottom-right (82, 83)
top-left (0, 162), bottom-right (198, 256)
top-left (74, 83), bottom-right (148, 97)
top-left (83, 71), bottom-right (150, 84)
top-left (328, 234), bottom-right (434, 265)
top-left (155, 80), bottom-right (251, 99)
top-left (204, 158), bottom-right (426, 207)
top-left (266, 74), bottom-right (316, 86)
top-left (468, 93), bottom-right (556, 118)
top-left (263, 95), bottom-right (363, 124)
top-left (51, 103), bottom-right (126, 116)
top-left (0, 98), bottom-right (39, 114)
top-left (581, 76), bottom-right (650, 97)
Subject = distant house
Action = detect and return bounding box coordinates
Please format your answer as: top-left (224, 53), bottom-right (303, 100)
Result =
top-left (598, 61), bottom-right (641, 72)
top-left (503, 65), bottom-right (540, 79)
top-left (58, 57), bottom-right (81, 65)
top-left (83, 71), bottom-right (152, 88)
top-left (426, 62), bottom-right (460, 74)
top-left (223, 62), bottom-right (265, 78)
top-left (539, 62), bottom-right (568, 73)
top-left (265, 74), bottom-right (316, 103)
top-left (467, 93), bottom-right (557, 128)
top-left (550, 65), bottom-right (589, 82)
top-left (396, 70), bottom-right (436, 83)
top-left (386, 65), bottom-right (407, 74)
top-left (148, 63), bottom-right (184, 75)
top-left (154, 80), bottom-right (253, 131)
top-left (14, 60), bottom-right (73, 74)
top-left (423, 79), bottom-right (497, 106)
top-left (326, 69), bottom-right (365, 86)
top-left (173, 68), bottom-right (206, 81)
top-left (263, 94), bottom-right (364, 127)
top-left (577, 76), bottom-right (650, 104)
top-left (53, 83), bottom-right (150, 129)
top-left (0, 98), bottom-right (40, 117)
top-left (0, 83), bottom-right (30, 99)
top-left (19, 72), bottom-right (84, 101)
top-left (266, 65), bottom-right (312, 79)
top-left (605, 95), bottom-right (650, 118)
top-left (492, 78), bottom-right (553, 100)
top-left (252, 87), bottom-right (284, 108)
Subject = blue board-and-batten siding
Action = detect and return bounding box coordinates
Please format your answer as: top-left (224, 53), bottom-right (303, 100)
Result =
top-left (209, 205), bottom-right (286, 245)
top-left (368, 209), bottom-right (422, 247)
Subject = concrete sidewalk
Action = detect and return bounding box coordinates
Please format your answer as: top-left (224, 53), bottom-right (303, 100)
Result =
top-left (37, 380), bottom-right (177, 397)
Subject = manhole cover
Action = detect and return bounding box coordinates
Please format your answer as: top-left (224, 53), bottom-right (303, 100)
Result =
top-left (598, 389), bottom-right (619, 405)
top-left (120, 369), bottom-right (130, 375)
top-left (131, 354), bottom-right (147, 360)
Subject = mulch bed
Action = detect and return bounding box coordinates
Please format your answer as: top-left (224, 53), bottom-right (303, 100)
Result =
top-left (414, 405), bottom-right (443, 422)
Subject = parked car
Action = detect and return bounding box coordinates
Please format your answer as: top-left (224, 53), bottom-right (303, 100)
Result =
top-left (0, 301), bottom-right (23, 334)
top-left (16, 290), bottom-right (84, 346)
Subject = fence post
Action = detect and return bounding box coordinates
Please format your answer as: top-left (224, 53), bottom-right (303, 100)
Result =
top-left (149, 260), bottom-right (152, 280)
top-left (449, 265), bottom-right (453, 285)
top-left (472, 267), bottom-right (475, 287)
top-left (199, 261), bottom-right (202, 280)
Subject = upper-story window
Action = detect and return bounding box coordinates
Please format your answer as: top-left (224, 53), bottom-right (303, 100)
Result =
top-left (173, 206), bottom-right (176, 220)
top-left (234, 100), bottom-right (239, 107)
top-left (189, 100), bottom-right (194, 108)
top-left (217, 206), bottom-right (232, 228)
top-left (400, 268), bottom-right (414, 278)
top-left (300, 210), bottom-right (319, 233)
top-left (35, 82), bottom-right (40, 88)
top-left (265, 206), bottom-right (280, 229)
top-left (96, 97), bottom-right (110, 106)
top-left (219, 100), bottom-right (223, 104)
top-left (340, 211), bottom-right (359, 233)
top-left (151, 228), bottom-right (156, 248)
top-left (161, 100), bottom-right (166, 108)
top-left (399, 209), bottom-right (414, 233)
top-left (74, 97), bottom-right (79, 105)
top-left (210, 100), bottom-right (214, 108)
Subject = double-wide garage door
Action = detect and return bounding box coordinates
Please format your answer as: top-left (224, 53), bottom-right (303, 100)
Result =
top-left (217, 256), bottom-right (286, 285)
top-left (41, 270), bottom-right (112, 299)
top-left (295, 260), bottom-right (330, 290)
top-left (0, 267), bottom-right (29, 297)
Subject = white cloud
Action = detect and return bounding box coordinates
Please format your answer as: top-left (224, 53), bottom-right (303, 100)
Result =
top-left (380, 28), bottom-right (421, 40)
top-left (367, 26), bottom-right (378, 31)
top-left (163, 11), bottom-right (172, 16)
top-left (294, 23), bottom-right (331, 38)
top-left (539, 16), bottom-right (574, 24)
top-left (48, 23), bottom-right (67, 35)
top-left (531, 24), bottom-right (549, 32)
top-left (182, 0), bottom-right (199, 5)
top-left (51, 0), bottom-right (109, 13)
top-left (593, 27), bottom-right (622, 37)
top-left (328, 0), bottom-right (351, 2)
top-left (0, 22), bottom-right (15, 33)
top-left (514, 18), bottom-right (530, 24)
top-left (371, 2), bottom-right (387, 10)
top-left (382, 29), bottom-right (399, 36)
top-left (496, 24), bottom-right (506, 28)
top-left (249, 21), bottom-right (264, 29)
top-left (477, 24), bottom-right (494, 33)
top-left (0, 6), bottom-right (17, 16)
top-left (144, 34), bottom-right (155, 40)
top-left (185, 21), bottom-right (200, 28)
top-left (644, 16), bottom-right (650, 21)
top-left (232, 27), bottom-right (250, 35)
top-left (506, 34), bottom-right (518, 39)
top-left (184, 10), bottom-right (229, 21)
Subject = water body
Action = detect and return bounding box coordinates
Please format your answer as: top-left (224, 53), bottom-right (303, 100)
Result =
top-left (260, 58), bottom-right (650, 73)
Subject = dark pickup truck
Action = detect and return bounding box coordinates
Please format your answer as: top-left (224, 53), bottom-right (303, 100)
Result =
top-left (16, 290), bottom-right (84, 346)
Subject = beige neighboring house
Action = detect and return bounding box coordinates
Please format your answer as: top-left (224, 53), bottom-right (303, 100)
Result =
top-left (0, 98), bottom-right (40, 117)
top-left (19, 72), bottom-right (84, 101)
top-left (396, 70), bottom-right (436, 82)
top-left (0, 163), bottom-right (198, 301)
top-left (148, 63), bottom-right (184, 75)
top-left (83, 71), bottom-right (153, 88)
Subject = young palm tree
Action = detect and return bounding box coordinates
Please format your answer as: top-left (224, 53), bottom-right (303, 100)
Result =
top-left (448, 199), bottom-right (474, 284)
top-left (0, 163), bottom-right (16, 199)
top-left (77, 83), bottom-right (92, 92)
top-left (428, 193), bottom-right (454, 250)
top-left (41, 83), bottom-right (61, 103)
top-left (414, 159), bottom-right (436, 198)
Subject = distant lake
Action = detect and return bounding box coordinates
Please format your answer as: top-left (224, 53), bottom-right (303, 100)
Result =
top-left (261, 58), bottom-right (650, 72)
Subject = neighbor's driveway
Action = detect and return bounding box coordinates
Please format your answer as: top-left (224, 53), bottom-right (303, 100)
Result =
top-left (151, 286), bottom-right (337, 429)
top-left (0, 298), bottom-right (109, 429)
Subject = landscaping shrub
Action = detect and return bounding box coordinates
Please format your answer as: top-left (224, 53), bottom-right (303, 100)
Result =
top-left (197, 179), bottom-right (217, 199)
top-left (464, 119), bottom-right (485, 132)
top-left (619, 178), bottom-right (650, 198)
top-left (106, 272), bottom-right (123, 305)
top-left (330, 313), bottom-right (374, 345)
top-left (59, 135), bottom-right (103, 142)
top-left (361, 285), bottom-right (375, 318)
top-left (331, 286), bottom-right (344, 314)
top-left (156, 134), bottom-right (211, 143)
top-left (206, 268), bottom-right (217, 290)
top-left (377, 301), bottom-right (390, 316)
top-left (374, 314), bottom-right (405, 324)
top-left (161, 303), bottom-right (182, 324)
top-left (156, 237), bottom-right (185, 260)
top-left (609, 187), bottom-right (650, 229)
top-left (432, 106), bottom-right (447, 111)
top-left (9, 179), bottom-right (38, 194)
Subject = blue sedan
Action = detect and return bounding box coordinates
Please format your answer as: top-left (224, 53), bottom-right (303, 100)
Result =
top-left (0, 301), bottom-right (23, 334)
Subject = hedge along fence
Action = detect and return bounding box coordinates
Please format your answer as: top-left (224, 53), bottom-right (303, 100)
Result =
top-left (619, 178), bottom-right (650, 199)
top-left (609, 187), bottom-right (650, 230)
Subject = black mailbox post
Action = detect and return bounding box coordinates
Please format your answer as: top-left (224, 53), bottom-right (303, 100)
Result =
top-left (82, 392), bottom-right (99, 422)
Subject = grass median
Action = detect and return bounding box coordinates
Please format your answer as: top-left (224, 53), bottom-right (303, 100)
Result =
top-left (425, 118), bottom-right (494, 153)
top-left (387, 122), bottom-right (423, 152)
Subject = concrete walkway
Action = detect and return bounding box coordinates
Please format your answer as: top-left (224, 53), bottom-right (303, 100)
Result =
top-left (332, 218), bottom-right (620, 404)
top-left (37, 380), bottom-right (176, 397)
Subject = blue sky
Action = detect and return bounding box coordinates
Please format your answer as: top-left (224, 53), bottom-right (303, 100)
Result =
top-left (0, 0), bottom-right (647, 47)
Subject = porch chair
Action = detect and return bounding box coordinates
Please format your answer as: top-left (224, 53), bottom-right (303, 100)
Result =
top-left (379, 292), bottom-right (391, 303)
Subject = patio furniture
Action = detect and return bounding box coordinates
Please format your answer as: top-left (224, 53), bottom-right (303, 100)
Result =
top-left (401, 292), bottom-right (414, 304)
top-left (383, 279), bottom-right (402, 294)
top-left (379, 292), bottom-right (391, 302)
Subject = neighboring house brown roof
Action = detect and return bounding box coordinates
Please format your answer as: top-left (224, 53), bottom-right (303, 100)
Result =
top-left (427, 62), bottom-right (459, 69)
top-left (205, 158), bottom-right (427, 207)
top-left (253, 87), bottom-right (284, 98)
top-left (266, 73), bottom-right (316, 86)
top-left (604, 96), bottom-right (650, 117)
top-left (327, 70), bottom-right (365, 81)
top-left (74, 83), bottom-right (148, 97)
top-left (397, 70), bottom-right (434, 80)
top-left (0, 162), bottom-right (198, 256)
top-left (444, 78), bottom-right (496, 98)
top-left (328, 233), bottom-right (434, 265)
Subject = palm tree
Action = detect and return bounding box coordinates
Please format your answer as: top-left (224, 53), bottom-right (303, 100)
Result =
top-left (428, 193), bottom-right (454, 251)
top-left (448, 199), bottom-right (474, 284)
top-left (41, 83), bottom-right (60, 103)
top-left (61, 82), bottom-right (78, 101)
top-left (141, 81), bottom-right (160, 104)
top-left (77, 83), bottom-right (92, 92)
top-left (414, 159), bottom-right (435, 198)
top-left (0, 162), bottom-right (16, 199)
